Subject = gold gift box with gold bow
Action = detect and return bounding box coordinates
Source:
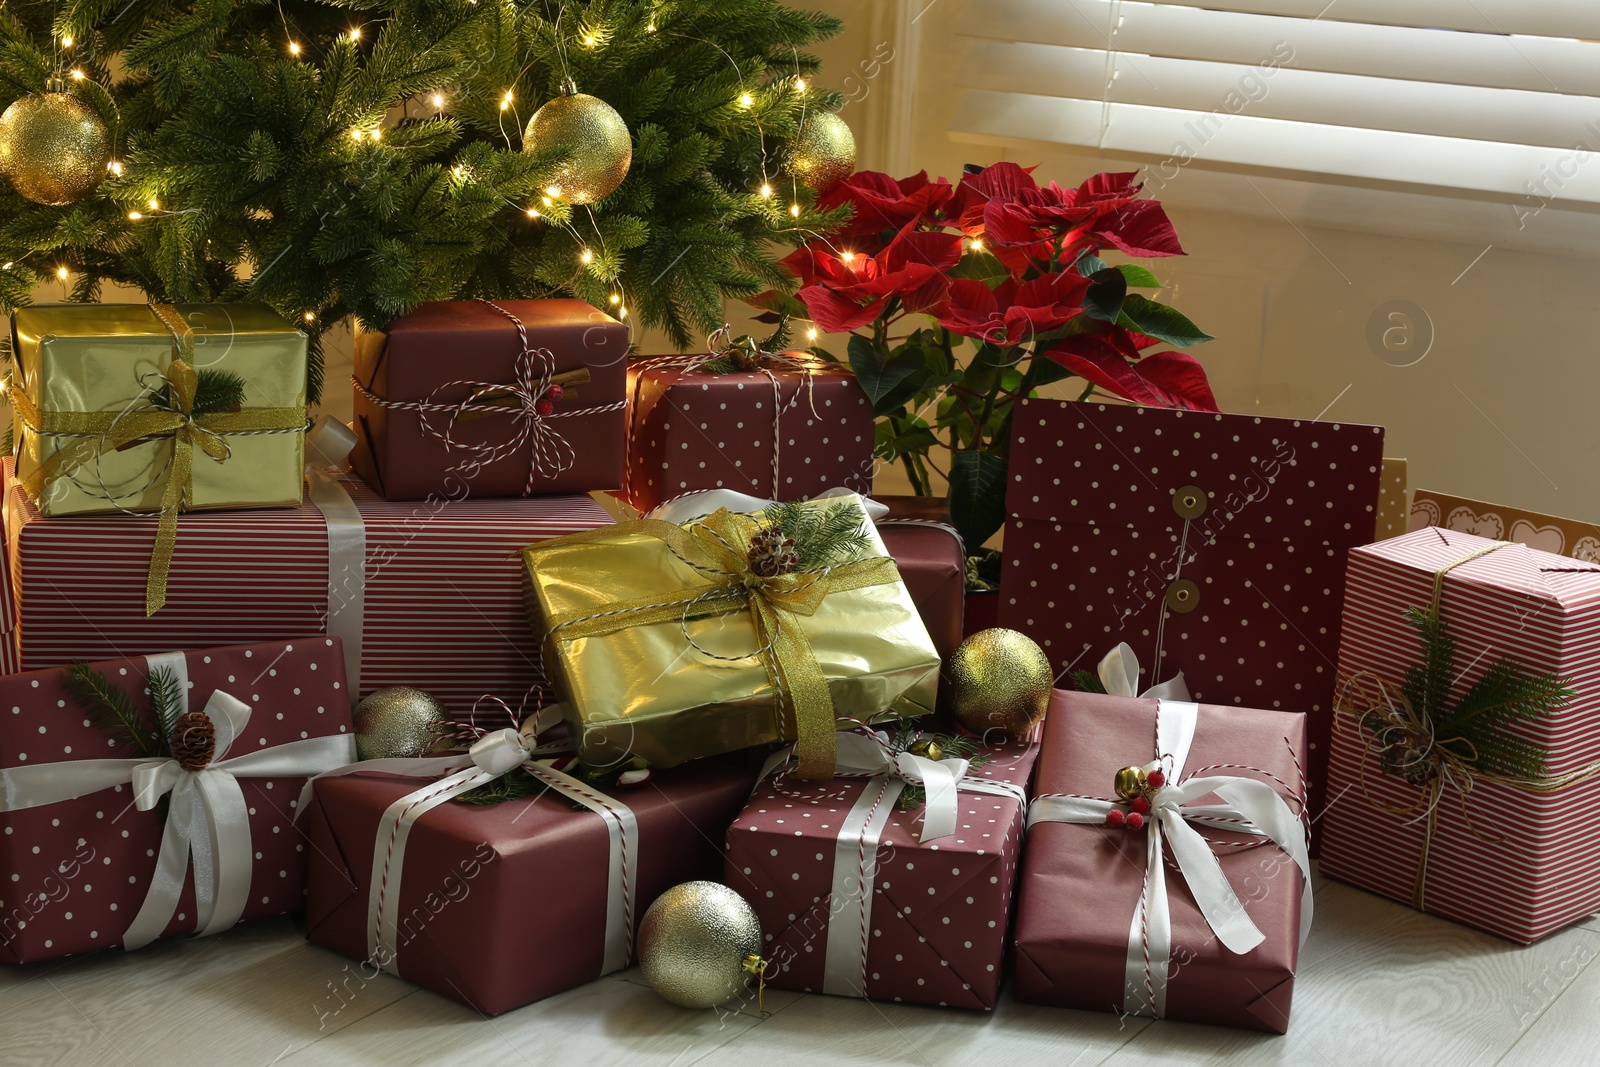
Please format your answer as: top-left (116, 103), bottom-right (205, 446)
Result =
top-left (523, 499), bottom-right (941, 775)
top-left (9, 303), bottom-right (308, 518)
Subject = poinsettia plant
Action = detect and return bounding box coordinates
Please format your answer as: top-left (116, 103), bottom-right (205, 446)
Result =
top-left (749, 162), bottom-right (1216, 553)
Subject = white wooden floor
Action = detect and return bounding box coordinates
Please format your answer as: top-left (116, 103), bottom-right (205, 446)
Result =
top-left (2, 867), bottom-right (1595, 1067)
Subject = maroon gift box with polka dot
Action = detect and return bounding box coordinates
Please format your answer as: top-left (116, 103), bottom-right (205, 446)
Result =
top-left (724, 739), bottom-right (1038, 1010)
top-left (618, 360), bottom-right (875, 512)
top-left (0, 638), bottom-right (353, 963)
top-left (999, 400), bottom-right (1384, 820)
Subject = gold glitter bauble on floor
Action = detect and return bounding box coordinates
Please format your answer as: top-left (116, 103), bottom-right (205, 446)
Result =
top-left (948, 627), bottom-right (1053, 741)
top-left (782, 110), bottom-right (855, 193)
top-left (637, 881), bottom-right (764, 1008)
top-left (522, 90), bottom-right (631, 205)
top-left (352, 686), bottom-right (448, 760)
top-left (0, 90), bottom-right (112, 206)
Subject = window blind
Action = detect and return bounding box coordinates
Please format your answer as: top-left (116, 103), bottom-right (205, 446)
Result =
top-left (949, 0), bottom-right (1600, 209)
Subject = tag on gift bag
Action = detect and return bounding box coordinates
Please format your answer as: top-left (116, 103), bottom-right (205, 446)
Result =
top-left (998, 400), bottom-right (1384, 817)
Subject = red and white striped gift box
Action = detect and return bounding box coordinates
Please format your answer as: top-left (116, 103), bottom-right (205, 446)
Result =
top-left (0, 464), bottom-right (610, 714)
top-left (1319, 526), bottom-right (1600, 943)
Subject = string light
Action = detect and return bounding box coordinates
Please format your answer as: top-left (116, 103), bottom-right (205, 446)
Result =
top-left (969, 238), bottom-right (984, 251)
top-left (60, 36), bottom-right (73, 47)
top-left (608, 293), bottom-right (620, 304)
top-left (739, 92), bottom-right (754, 108)
top-left (289, 42), bottom-right (301, 56)
top-left (69, 69), bottom-right (85, 80)
top-left (617, 306), bottom-right (627, 319)
top-left (351, 129), bottom-right (364, 141)
top-left (107, 161), bottom-right (122, 175)
top-left (147, 199), bottom-right (159, 210)
top-left (127, 211), bottom-right (142, 220)
top-left (806, 327), bottom-right (818, 341)
top-left (500, 91), bottom-right (513, 111)
top-left (840, 251), bottom-right (855, 262)
top-left (370, 128), bottom-right (382, 141)
top-left (1, 263), bottom-right (11, 271)
top-left (541, 195), bottom-right (553, 207)
top-left (795, 78), bottom-right (806, 92)
top-left (582, 34), bottom-right (596, 46)
top-left (431, 93), bottom-right (445, 108)
top-left (304, 312), bottom-right (316, 322)
top-left (55, 266), bottom-right (68, 280)
top-left (526, 207), bottom-right (540, 218)
top-left (545, 185), bottom-right (563, 198)
top-left (451, 164), bottom-right (465, 178)
top-left (790, 203), bottom-right (800, 217)
top-left (759, 183), bottom-right (772, 198)
top-left (647, 22), bottom-right (656, 31)
top-left (579, 249), bottom-right (594, 264)
top-left (348, 28), bottom-right (361, 40)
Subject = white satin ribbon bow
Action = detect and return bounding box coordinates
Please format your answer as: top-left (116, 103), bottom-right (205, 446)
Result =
top-left (648, 486), bottom-right (889, 524)
top-left (0, 651), bottom-right (357, 950)
top-left (1097, 642), bottom-right (1191, 702)
top-left (1027, 700), bottom-right (1311, 1019)
top-left (304, 415), bottom-right (366, 694)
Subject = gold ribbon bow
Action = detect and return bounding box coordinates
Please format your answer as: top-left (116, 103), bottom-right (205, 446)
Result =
top-left (540, 507), bottom-right (900, 779)
top-left (10, 304), bottom-right (306, 615)
top-left (1335, 539), bottom-right (1600, 910)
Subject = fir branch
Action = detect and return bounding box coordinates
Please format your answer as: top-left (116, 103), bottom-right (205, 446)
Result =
top-left (145, 666), bottom-right (186, 739)
top-left (763, 498), bottom-right (873, 571)
top-left (453, 769), bottom-right (548, 806)
top-left (64, 662), bottom-right (162, 758)
top-left (146, 367), bottom-right (247, 416)
top-left (1072, 670), bottom-right (1107, 694)
top-left (1402, 606), bottom-right (1456, 723)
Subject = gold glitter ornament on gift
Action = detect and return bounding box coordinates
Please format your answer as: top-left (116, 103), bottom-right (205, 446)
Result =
top-left (0, 84), bottom-right (112, 206)
top-left (782, 110), bottom-right (855, 193)
top-left (522, 82), bottom-right (631, 205)
top-left (637, 881), bottom-right (766, 1009)
top-left (352, 686), bottom-right (448, 760)
top-left (949, 627), bottom-right (1053, 741)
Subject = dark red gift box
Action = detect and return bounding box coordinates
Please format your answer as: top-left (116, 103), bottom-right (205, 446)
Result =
top-left (351, 298), bottom-right (629, 500)
top-left (0, 639), bottom-right (355, 963)
top-left (618, 356), bottom-right (875, 512)
top-left (876, 497), bottom-right (966, 662)
top-left (1000, 400), bottom-right (1383, 818)
top-left (302, 761), bottom-right (753, 1016)
top-left (1013, 689), bottom-right (1308, 1032)
top-left (725, 738), bottom-right (1038, 1009)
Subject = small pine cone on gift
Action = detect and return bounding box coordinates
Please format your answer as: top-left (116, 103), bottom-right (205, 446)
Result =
top-left (747, 525), bottom-right (799, 577)
top-left (170, 711), bottom-right (216, 770)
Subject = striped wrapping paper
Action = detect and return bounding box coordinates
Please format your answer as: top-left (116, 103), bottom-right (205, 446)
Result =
top-left (0, 465), bottom-right (611, 713)
top-left (1318, 526), bottom-right (1600, 943)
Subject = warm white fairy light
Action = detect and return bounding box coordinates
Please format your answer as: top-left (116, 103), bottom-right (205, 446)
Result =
top-left (501, 91), bottom-right (513, 110)
top-left (70, 69), bottom-right (85, 80)
top-left (1, 263), bottom-right (12, 271)
top-left (147, 199), bottom-right (159, 210)
top-left (739, 92), bottom-right (754, 108)
top-left (579, 249), bottom-right (594, 265)
top-left (127, 211), bottom-right (142, 220)
top-left (304, 312), bottom-right (316, 322)
top-left (545, 185), bottom-right (563, 198)
top-left (351, 129), bottom-right (364, 141)
top-left (431, 93), bottom-right (445, 108)
top-left (61, 36), bottom-right (73, 47)
top-left (806, 327), bottom-right (818, 341)
top-left (608, 293), bottom-right (620, 304)
top-left (790, 203), bottom-right (800, 217)
top-left (795, 78), bottom-right (806, 92)
top-left (55, 266), bottom-right (68, 280)
top-left (526, 207), bottom-right (540, 218)
top-left (759, 183), bottom-right (772, 198)
top-left (349, 27), bottom-right (361, 40)
top-left (618, 306), bottom-right (628, 319)
top-left (107, 161), bottom-right (122, 175)
top-left (289, 42), bottom-right (301, 56)
top-left (840, 251), bottom-right (856, 262)
top-left (451, 164), bottom-right (465, 178)
top-left (582, 34), bottom-right (596, 46)
top-left (647, 22), bottom-right (656, 31)
top-left (541, 195), bottom-right (553, 207)
top-left (969, 238), bottom-right (984, 251)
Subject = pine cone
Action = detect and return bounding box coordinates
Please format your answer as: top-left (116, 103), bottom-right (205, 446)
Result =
top-left (747, 525), bottom-right (799, 577)
top-left (170, 710), bottom-right (216, 770)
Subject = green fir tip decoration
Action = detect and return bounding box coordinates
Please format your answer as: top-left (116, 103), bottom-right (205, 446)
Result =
top-left (762, 499), bottom-right (873, 571)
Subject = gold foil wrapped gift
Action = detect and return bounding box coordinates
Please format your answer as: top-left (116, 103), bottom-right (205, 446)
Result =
top-left (523, 499), bottom-right (940, 776)
top-left (8, 303), bottom-right (308, 614)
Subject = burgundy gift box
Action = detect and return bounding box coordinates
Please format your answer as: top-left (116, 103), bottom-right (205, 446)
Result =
top-left (2, 464), bottom-right (610, 714)
top-left (0, 639), bottom-right (355, 963)
top-left (303, 761), bottom-right (754, 1016)
top-left (618, 357), bottom-right (875, 512)
top-left (725, 739), bottom-right (1038, 1010)
top-left (876, 497), bottom-right (966, 662)
top-left (1000, 400), bottom-right (1384, 817)
top-left (351, 298), bottom-right (629, 500)
top-left (1013, 689), bottom-right (1308, 1033)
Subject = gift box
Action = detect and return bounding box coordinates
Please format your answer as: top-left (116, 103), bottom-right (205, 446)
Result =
top-left (350, 298), bottom-right (628, 501)
top-left (1408, 489), bottom-right (1600, 562)
top-left (523, 497), bottom-right (940, 774)
top-left (1318, 528), bottom-right (1600, 942)
top-left (1013, 689), bottom-right (1311, 1032)
top-left (1000, 400), bottom-right (1384, 817)
top-left (0, 639), bottom-right (356, 963)
top-left (725, 732), bottom-right (1038, 1009)
top-left (1375, 458), bottom-right (1410, 541)
top-left (875, 496), bottom-right (966, 663)
top-left (302, 758), bottom-right (754, 1016)
top-left (10, 303), bottom-right (306, 517)
top-left (2, 460), bottom-right (610, 713)
top-left (618, 353), bottom-right (875, 513)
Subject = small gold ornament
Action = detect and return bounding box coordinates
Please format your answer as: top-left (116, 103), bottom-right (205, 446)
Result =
top-left (782, 110), bottom-right (855, 193)
top-left (948, 627), bottom-right (1053, 741)
top-left (907, 738), bottom-right (945, 762)
top-left (352, 686), bottom-right (449, 760)
top-left (1114, 766), bottom-right (1147, 800)
top-left (637, 881), bottom-right (765, 1008)
top-left (522, 83), bottom-right (631, 205)
top-left (0, 85), bottom-right (112, 206)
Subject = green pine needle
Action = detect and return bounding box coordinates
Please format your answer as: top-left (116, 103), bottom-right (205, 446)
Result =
top-left (64, 662), bottom-right (163, 758)
top-left (145, 666), bottom-right (186, 739)
top-left (880, 721), bottom-right (994, 811)
top-left (763, 498), bottom-right (873, 571)
top-left (147, 368), bottom-right (248, 416)
top-left (1072, 670), bottom-right (1107, 694)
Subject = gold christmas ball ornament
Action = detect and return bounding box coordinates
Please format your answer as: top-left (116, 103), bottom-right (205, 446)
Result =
top-left (637, 881), bottom-right (765, 1008)
top-left (907, 738), bottom-right (945, 762)
top-left (948, 627), bottom-right (1053, 741)
top-left (522, 88), bottom-right (631, 205)
top-left (0, 89), bottom-right (112, 206)
top-left (352, 686), bottom-right (449, 760)
top-left (1114, 766), bottom-right (1148, 800)
top-left (782, 110), bottom-right (855, 193)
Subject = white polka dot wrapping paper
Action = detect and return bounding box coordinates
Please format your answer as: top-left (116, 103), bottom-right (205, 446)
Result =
top-left (0, 638), bottom-right (356, 963)
top-left (999, 400), bottom-right (1385, 825)
top-left (723, 736), bottom-right (1039, 1010)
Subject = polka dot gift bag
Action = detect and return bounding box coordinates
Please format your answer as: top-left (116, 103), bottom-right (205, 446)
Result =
top-left (0, 639), bottom-right (356, 963)
top-left (999, 399), bottom-right (1385, 823)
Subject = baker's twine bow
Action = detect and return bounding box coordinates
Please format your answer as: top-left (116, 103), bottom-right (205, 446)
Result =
top-left (1335, 537), bottom-right (1600, 911)
top-left (9, 304), bottom-right (306, 615)
top-left (537, 505), bottom-right (900, 779)
top-left (351, 298), bottom-right (623, 495)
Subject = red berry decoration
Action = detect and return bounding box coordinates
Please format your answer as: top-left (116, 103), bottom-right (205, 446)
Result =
top-left (535, 397), bottom-right (556, 417)
top-left (1130, 796), bottom-right (1151, 815)
top-left (1146, 769), bottom-right (1166, 789)
top-left (545, 383), bottom-right (565, 402)
top-left (1125, 812), bottom-right (1145, 831)
top-left (1105, 809), bottom-right (1126, 828)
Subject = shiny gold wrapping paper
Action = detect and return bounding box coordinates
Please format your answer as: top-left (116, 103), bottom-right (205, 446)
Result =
top-left (523, 501), bottom-right (941, 770)
top-left (10, 303), bottom-right (307, 516)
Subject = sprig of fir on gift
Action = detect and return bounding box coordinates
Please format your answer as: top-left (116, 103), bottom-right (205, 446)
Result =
top-left (697, 319), bottom-right (799, 375)
top-left (64, 662), bottom-right (185, 759)
top-left (146, 369), bottom-right (249, 416)
top-left (884, 720), bottom-right (992, 812)
top-left (756, 499), bottom-right (873, 572)
top-left (1370, 607), bottom-right (1573, 783)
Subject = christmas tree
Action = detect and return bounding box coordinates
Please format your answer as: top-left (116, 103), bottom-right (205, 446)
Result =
top-left (0, 0), bottom-right (845, 398)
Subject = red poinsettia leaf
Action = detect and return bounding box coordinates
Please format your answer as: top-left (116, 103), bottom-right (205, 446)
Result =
top-left (1095, 199), bottom-right (1186, 257)
top-left (796, 285), bottom-right (890, 334)
top-left (1132, 350), bottom-right (1219, 411)
top-left (895, 263), bottom-right (953, 314)
top-left (883, 228), bottom-right (965, 272)
top-left (982, 199), bottom-right (1046, 247)
top-left (959, 161), bottom-right (1040, 200)
top-left (1046, 334), bottom-right (1168, 407)
top-left (1077, 171), bottom-right (1143, 201)
top-left (780, 244), bottom-right (841, 286)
